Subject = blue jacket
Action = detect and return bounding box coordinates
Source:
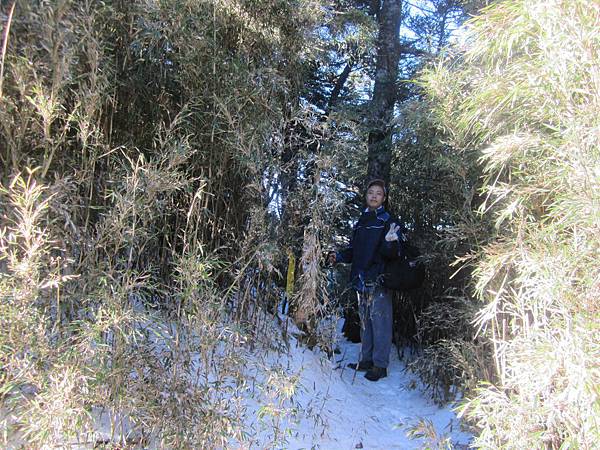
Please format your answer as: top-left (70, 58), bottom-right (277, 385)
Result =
top-left (337, 206), bottom-right (403, 292)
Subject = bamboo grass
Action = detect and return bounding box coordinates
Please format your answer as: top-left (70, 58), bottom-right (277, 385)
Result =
top-left (421, 0), bottom-right (600, 447)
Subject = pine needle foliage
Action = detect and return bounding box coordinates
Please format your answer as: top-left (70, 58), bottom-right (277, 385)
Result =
top-left (422, 0), bottom-right (600, 447)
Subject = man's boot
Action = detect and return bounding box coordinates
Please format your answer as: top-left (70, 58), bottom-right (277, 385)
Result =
top-left (364, 366), bottom-right (387, 381)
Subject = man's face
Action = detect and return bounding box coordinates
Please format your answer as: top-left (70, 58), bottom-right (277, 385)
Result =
top-left (366, 185), bottom-right (385, 210)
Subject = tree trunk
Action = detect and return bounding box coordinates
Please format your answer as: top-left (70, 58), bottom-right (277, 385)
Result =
top-left (367, 0), bottom-right (402, 184)
top-left (327, 61), bottom-right (353, 114)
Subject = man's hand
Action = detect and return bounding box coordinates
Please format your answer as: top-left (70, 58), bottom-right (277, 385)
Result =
top-left (385, 223), bottom-right (400, 242)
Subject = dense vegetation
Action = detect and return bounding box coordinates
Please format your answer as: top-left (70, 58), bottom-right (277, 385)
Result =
top-left (0, 0), bottom-right (597, 448)
top-left (0, 0), bottom-right (325, 446)
top-left (421, 0), bottom-right (599, 446)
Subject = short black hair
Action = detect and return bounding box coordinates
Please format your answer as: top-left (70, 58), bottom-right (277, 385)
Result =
top-left (366, 179), bottom-right (387, 195)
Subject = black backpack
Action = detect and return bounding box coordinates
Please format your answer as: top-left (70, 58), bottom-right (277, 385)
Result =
top-left (382, 242), bottom-right (425, 291)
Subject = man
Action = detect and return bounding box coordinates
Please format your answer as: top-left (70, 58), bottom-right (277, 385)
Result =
top-left (334, 179), bottom-right (403, 381)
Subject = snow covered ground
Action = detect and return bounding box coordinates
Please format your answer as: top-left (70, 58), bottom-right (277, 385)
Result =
top-left (21, 308), bottom-right (472, 449)
top-left (247, 319), bottom-right (473, 449)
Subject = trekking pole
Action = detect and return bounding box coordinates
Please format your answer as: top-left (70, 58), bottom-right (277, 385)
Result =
top-left (338, 346), bottom-right (348, 378)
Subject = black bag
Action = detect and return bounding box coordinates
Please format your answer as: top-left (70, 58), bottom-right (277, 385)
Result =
top-left (382, 243), bottom-right (425, 291)
top-left (342, 299), bottom-right (361, 343)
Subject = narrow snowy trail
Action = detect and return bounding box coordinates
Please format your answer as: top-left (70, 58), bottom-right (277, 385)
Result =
top-left (259, 324), bottom-right (472, 450)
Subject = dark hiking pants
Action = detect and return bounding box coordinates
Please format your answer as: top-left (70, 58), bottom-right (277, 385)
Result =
top-left (357, 286), bottom-right (393, 369)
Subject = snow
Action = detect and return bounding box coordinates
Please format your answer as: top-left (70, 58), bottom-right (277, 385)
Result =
top-left (246, 318), bottom-right (473, 449)
top-left (8, 306), bottom-right (472, 449)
